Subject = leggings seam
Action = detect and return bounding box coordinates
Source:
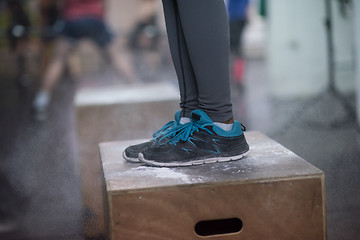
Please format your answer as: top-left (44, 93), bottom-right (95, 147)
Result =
top-left (175, 1), bottom-right (187, 117)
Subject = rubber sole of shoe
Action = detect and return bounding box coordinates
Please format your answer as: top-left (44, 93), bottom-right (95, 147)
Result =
top-left (122, 151), bottom-right (141, 163)
top-left (138, 150), bottom-right (250, 167)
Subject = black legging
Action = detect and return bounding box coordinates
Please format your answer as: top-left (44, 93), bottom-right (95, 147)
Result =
top-left (162, 0), bottom-right (233, 122)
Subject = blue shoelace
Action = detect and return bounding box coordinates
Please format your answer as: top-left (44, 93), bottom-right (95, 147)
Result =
top-left (152, 120), bottom-right (177, 140)
top-left (157, 121), bottom-right (213, 145)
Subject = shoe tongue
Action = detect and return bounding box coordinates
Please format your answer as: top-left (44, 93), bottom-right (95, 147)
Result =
top-left (174, 110), bottom-right (181, 123)
top-left (190, 110), bottom-right (213, 125)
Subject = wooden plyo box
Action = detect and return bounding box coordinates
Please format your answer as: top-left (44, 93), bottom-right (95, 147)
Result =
top-left (100, 131), bottom-right (326, 240)
top-left (75, 82), bottom-right (179, 237)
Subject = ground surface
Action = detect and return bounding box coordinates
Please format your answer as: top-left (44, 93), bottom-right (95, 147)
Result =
top-left (0, 59), bottom-right (359, 240)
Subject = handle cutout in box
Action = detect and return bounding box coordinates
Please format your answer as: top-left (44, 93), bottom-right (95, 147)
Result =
top-left (194, 217), bottom-right (243, 237)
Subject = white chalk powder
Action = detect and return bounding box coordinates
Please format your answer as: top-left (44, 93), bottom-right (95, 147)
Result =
top-left (118, 166), bottom-right (190, 183)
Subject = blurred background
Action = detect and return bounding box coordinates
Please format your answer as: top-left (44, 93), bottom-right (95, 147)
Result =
top-left (0, 0), bottom-right (359, 239)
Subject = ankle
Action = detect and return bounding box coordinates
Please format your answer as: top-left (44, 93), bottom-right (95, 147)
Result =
top-left (180, 117), bottom-right (190, 124)
top-left (222, 118), bottom-right (234, 124)
top-left (214, 121), bottom-right (234, 131)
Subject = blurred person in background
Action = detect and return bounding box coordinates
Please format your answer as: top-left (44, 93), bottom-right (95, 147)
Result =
top-left (128, 0), bottom-right (162, 82)
top-left (226, 0), bottom-right (249, 86)
top-left (32, 0), bottom-right (137, 121)
top-left (38, 0), bottom-right (60, 78)
top-left (6, 0), bottom-right (31, 89)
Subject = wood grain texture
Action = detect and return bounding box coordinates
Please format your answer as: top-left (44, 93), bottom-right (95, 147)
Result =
top-left (110, 177), bottom-right (324, 240)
